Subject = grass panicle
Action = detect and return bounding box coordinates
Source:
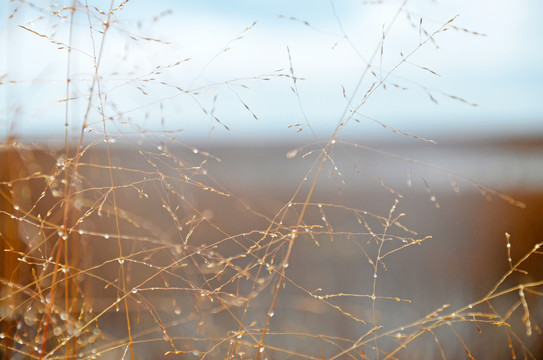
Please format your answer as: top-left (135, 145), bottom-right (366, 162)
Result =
top-left (1, 1), bottom-right (542, 359)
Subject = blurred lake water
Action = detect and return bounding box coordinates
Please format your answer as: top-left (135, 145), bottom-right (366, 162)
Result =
top-left (1, 136), bottom-right (542, 359)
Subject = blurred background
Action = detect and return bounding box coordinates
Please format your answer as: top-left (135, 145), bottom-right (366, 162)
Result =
top-left (1, 1), bottom-right (543, 359)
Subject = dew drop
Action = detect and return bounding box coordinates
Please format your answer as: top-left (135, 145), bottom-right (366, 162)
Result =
top-left (13, 205), bottom-right (19, 211)
top-left (72, 327), bottom-right (81, 337)
top-left (373, 273), bottom-right (377, 278)
top-left (174, 307), bottom-right (181, 315)
top-left (24, 313), bottom-right (37, 326)
top-left (104, 234), bottom-right (109, 239)
top-left (331, 139), bottom-right (336, 144)
top-left (118, 258), bottom-right (124, 264)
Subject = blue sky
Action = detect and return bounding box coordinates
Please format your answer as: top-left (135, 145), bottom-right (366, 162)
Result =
top-left (1, 0), bottom-right (542, 144)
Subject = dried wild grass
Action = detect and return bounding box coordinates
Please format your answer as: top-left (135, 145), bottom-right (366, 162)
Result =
top-left (1, 1), bottom-right (542, 359)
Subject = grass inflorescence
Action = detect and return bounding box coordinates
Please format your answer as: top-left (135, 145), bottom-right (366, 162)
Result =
top-left (1, 1), bottom-right (542, 359)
